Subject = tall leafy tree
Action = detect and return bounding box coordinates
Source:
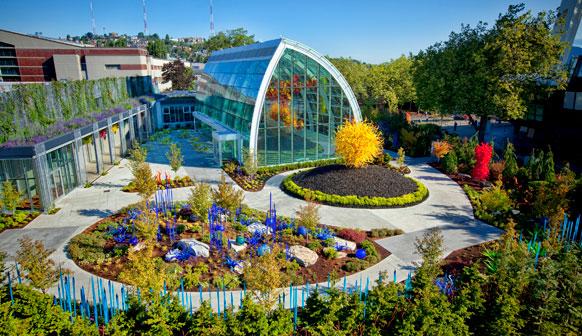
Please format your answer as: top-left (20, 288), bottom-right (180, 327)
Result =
top-left (194, 28), bottom-right (256, 62)
top-left (161, 60), bottom-right (195, 90)
top-left (369, 55), bottom-right (417, 112)
top-left (147, 39), bottom-right (168, 58)
top-left (413, 4), bottom-right (566, 141)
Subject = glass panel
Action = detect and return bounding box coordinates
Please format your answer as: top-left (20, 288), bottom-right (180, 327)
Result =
top-left (256, 48), bottom-right (356, 166)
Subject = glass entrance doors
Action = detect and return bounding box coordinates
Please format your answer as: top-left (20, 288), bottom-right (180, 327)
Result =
top-left (47, 143), bottom-right (78, 200)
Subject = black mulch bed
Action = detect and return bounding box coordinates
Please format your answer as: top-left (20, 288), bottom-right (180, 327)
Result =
top-left (292, 164), bottom-right (418, 198)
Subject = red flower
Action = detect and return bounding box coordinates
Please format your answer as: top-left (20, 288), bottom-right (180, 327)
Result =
top-left (99, 129), bottom-right (107, 140)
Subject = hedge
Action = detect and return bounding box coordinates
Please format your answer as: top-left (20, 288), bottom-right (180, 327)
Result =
top-left (256, 158), bottom-right (342, 175)
top-left (281, 172), bottom-right (429, 208)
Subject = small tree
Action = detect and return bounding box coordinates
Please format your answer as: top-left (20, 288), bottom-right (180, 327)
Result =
top-left (243, 245), bottom-right (289, 309)
top-left (188, 181), bottom-right (213, 223)
top-left (335, 120), bottom-right (383, 168)
top-left (212, 173), bottom-right (244, 212)
top-left (543, 148), bottom-right (556, 182)
top-left (397, 147), bottom-right (406, 166)
top-left (242, 149), bottom-right (258, 178)
top-left (128, 140), bottom-right (148, 175)
top-left (295, 202), bottom-right (320, 232)
top-left (15, 236), bottom-right (61, 293)
top-left (502, 141), bottom-right (518, 181)
top-left (442, 151), bottom-right (458, 174)
top-left (133, 162), bottom-right (157, 201)
top-left (133, 210), bottom-right (159, 244)
top-left (413, 228), bottom-right (444, 289)
top-left (1, 181), bottom-right (21, 213)
top-left (0, 250), bottom-right (6, 283)
top-left (166, 143), bottom-right (183, 173)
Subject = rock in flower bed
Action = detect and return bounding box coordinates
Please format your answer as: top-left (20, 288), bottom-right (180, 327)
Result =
top-left (67, 201), bottom-right (388, 291)
top-left (282, 164), bottom-right (429, 208)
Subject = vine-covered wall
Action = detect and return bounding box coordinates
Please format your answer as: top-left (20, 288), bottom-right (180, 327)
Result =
top-left (0, 78), bottom-right (131, 145)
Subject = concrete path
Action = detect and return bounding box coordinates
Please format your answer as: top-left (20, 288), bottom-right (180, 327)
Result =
top-left (0, 132), bottom-right (502, 309)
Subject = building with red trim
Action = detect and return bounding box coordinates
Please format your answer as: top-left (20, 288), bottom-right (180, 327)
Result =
top-left (0, 29), bottom-right (169, 89)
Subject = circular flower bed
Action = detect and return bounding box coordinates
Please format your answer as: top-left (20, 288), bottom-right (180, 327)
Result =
top-left (282, 165), bottom-right (429, 208)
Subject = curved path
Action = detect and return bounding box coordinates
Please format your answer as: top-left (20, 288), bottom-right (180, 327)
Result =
top-left (0, 154), bottom-right (502, 309)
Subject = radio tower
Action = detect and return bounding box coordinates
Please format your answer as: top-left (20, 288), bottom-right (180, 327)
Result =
top-left (142, 0), bottom-right (148, 36)
top-left (89, 0), bottom-right (96, 36)
top-left (209, 0), bottom-right (214, 36)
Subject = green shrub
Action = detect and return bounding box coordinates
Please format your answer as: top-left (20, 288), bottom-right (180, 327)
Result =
top-left (282, 172), bottom-right (429, 208)
top-left (306, 240), bottom-right (322, 251)
top-left (176, 224), bottom-right (186, 234)
top-left (113, 246), bottom-right (128, 257)
top-left (343, 259), bottom-right (368, 272)
top-left (323, 247), bottom-right (338, 259)
top-left (360, 240), bottom-right (378, 259)
top-left (370, 228), bottom-right (405, 238)
top-left (480, 182), bottom-right (513, 214)
top-left (67, 232), bottom-right (108, 264)
top-left (212, 272), bottom-right (241, 290)
top-left (223, 161), bottom-right (238, 175)
top-left (442, 151), bottom-right (458, 174)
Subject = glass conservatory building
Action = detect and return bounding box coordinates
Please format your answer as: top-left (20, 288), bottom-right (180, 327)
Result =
top-left (195, 38), bottom-right (362, 166)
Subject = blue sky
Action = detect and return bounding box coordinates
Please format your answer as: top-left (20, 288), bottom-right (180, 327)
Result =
top-left (0, 0), bottom-right (562, 64)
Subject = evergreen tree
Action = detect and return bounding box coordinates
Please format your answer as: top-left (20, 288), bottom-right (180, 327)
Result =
top-left (502, 141), bottom-right (518, 181)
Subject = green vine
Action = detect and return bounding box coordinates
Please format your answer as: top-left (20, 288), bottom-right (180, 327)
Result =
top-left (0, 77), bottom-right (132, 144)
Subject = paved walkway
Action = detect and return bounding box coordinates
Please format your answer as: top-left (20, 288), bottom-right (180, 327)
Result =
top-left (0, 136), bottom-right (502, 309)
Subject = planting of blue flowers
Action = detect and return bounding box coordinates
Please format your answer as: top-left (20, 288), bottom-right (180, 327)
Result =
top-left (67, 192), bottom-right (388, 290)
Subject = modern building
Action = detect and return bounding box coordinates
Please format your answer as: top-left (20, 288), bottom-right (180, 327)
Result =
top-left (0, 28), bottom-right (173, 91)
top-left (153, 38), bottom-right (362, 166)
top-left (0, 77), bottom-right (152, 211)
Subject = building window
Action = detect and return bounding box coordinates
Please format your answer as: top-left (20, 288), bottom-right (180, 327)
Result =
top-left (105, 64), bottom-right (121, 70)
top-left (162, 105), bottom-right (194, 124)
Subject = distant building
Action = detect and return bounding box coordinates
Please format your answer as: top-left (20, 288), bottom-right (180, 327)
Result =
top-left (177, 36), bottom-right (205, 44)
top-left (0, 28), bottom-right (173, 91)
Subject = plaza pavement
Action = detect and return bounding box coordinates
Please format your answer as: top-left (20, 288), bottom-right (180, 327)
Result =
top-left (0, 143), bottom-right (502, 308)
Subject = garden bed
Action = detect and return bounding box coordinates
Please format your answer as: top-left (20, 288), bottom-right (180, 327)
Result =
top-left (292, 164), bottom-right (417, 198)
top-left (441, 241), bottom-right (493, 275)
top-left (67, 203), bottom-right (389, 291)
top-left (281, 164), bottom-right (428, 208)
top-left (224, 158), bottom-right (341, 192)
top-left (0, 211), bottom-right (40, 233)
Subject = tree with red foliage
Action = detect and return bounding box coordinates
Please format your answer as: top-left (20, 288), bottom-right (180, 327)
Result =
top-left (472, 143), bottom-right (493, 180)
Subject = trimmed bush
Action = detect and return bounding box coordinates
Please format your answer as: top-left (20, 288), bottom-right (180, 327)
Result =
top-left (281, 172), bottom-right (429, 208)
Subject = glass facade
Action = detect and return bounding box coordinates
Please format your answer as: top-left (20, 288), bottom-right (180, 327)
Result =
top-left (46, 144), bottom-right (78, 201)
top-left (197, 38), bottom-right (361, 166)
top-left (0, 159), bottom-right (40, 210)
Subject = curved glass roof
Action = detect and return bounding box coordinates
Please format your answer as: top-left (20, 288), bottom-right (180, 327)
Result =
top-left (196, 38), bottom-right (362, 165)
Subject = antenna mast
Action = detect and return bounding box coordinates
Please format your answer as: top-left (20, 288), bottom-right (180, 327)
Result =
top-left (90, 0), bottom-right (96, 35)
top-left (210, 0), bottom-right (214, 36)
top-left (142, 0), bottom-right (148, 35)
